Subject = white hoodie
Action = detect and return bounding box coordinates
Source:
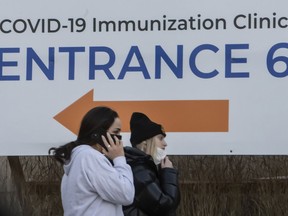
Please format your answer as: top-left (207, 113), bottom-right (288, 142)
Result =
top-left (61, 145), bottom-right (134, 216)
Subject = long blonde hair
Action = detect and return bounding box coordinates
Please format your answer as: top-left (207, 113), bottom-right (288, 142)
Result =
top-left (136, 136), bottom-right (157, 161)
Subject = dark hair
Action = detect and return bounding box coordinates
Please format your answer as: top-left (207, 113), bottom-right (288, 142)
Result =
top-left (49, 106), bottom-right (119, 164)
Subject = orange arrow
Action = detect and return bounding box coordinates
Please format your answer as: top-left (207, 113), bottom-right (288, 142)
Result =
top-left (54, 90), bottom-right (229, 135)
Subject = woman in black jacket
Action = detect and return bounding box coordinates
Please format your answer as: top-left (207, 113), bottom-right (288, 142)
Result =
top-left (123, 112), bottom-right (180, 216)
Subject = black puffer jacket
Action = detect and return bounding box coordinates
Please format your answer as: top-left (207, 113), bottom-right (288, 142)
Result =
top-left (123, 147), bottom-right (180, 216)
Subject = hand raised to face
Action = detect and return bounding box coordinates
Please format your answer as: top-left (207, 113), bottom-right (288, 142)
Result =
top-left (101, 132), bottom-right (124, 160)
top-left (161, 156), bottom-right (173, 168)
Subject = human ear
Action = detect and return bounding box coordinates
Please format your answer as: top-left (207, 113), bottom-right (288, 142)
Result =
top-left (141, 141), bottom-right (147, 151)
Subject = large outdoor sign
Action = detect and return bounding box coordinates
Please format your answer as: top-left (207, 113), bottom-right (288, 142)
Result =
top-left (1, 0), bottom-right (288, 155)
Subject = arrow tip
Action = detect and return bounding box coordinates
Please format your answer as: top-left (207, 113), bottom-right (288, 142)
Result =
top-left (54, 90), bottom-right (94, 135)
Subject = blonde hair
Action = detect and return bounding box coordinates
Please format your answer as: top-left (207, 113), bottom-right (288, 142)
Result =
top-left (136, 136), bottom-right (157, 161)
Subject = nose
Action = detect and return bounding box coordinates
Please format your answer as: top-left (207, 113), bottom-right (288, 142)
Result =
top-left (163, 140), bottom-right (167, 147)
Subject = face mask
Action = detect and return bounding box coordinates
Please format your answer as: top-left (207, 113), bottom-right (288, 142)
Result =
top-left (154, 147), bottom-right (167, 165)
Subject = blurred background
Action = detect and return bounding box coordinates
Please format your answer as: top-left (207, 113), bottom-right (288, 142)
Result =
top-left (1, 155), bottom-right (288, 216)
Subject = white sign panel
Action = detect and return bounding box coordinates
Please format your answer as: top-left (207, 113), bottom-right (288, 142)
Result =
top-left (1, 0), bottom-right (288, 155)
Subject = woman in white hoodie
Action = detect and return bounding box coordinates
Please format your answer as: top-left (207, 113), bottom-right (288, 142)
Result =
top-left (49, 106), bottom-right (134, 216)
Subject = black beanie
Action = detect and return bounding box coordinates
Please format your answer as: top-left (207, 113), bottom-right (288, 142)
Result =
top-left (130, 112), bottom-right (166, 147)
